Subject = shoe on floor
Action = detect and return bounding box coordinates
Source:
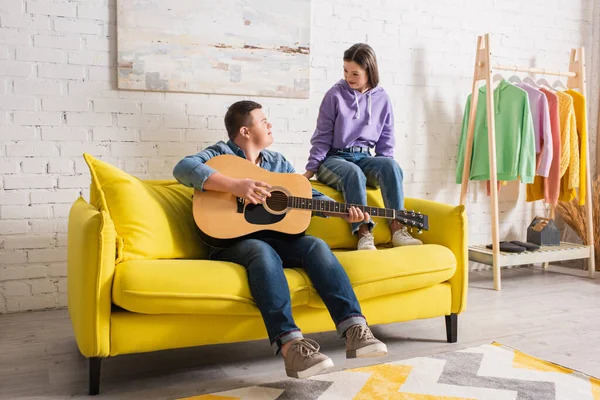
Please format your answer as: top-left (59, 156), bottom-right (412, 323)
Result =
top-left (345, 325), bottom-right (388, 359)
top-left (357, 232), bottom-right (377, 250)
top-left (392, 227), bottom-right (423, 247)
top-left (284, 338), bottom-right (334, 379)
top-left (510, 240), bottom-right (540, 251)
top-left (485, 242), bottom-right (525, 253)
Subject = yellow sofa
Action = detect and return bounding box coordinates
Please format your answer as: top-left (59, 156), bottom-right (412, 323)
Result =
top-left (67, 154), bottom-right (468, 395)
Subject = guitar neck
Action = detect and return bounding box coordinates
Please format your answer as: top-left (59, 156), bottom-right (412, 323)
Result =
top-left (288, 196), bottom-right (396, 219)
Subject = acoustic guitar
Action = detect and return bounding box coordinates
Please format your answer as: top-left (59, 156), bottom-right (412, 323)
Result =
top-left (193, 154), bottom-right (429, 247)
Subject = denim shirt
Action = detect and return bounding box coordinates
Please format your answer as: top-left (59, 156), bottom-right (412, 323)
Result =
top-left (173, 140), bottom-right (333, 216)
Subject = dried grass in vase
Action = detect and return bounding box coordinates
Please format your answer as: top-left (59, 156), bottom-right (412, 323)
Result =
top-left (556, 176), bottom-right (600, 270)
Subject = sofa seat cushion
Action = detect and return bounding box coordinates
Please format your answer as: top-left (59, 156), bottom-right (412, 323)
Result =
top-left (304, 244), bottom-right (456, 308)
top-left (112, 259), bottom-right (311, 316)
top-left (112, 244), bottom-right (456, 316)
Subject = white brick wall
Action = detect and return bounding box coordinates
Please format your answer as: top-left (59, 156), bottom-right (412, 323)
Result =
top-left (34, 34), bottom-right (81, 49)
top-left (14, 79), bottom-right (62, 96)
top-left (26, 1), bottom-right (76, 18)
top-left (0, 0), bottom-right (598, 313)
top-left (0, 126), bottom-right (37, 140)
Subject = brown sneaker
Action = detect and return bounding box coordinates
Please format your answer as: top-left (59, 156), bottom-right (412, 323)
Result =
top-left (284, 338), bottom-right (334, 379)
top-left (345, 325), bottom-right (388, 358)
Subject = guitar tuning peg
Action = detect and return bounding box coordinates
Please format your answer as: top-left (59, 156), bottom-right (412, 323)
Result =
top-left (417, 229), bottom-right (423, 234)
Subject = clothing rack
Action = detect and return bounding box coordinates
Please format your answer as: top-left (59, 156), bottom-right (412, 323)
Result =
top-left (460, 33), bottom-right (596, 290)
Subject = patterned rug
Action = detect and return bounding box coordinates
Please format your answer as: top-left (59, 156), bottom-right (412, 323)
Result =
top-left (182, 343), bottom-right (600, 399)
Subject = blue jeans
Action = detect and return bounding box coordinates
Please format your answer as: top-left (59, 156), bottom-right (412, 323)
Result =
top-left (317, 150), bottom-right (404, 234)
top-left (208, 235), bottom-right (366, 354)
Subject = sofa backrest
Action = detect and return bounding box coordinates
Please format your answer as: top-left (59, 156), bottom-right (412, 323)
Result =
top-left (305, 182), bottom-right (392, 248)
top-left (82, 154), bottom-right (391, 262)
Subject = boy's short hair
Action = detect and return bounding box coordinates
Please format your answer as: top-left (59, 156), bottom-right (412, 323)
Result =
top-left (224, 100), bottom-right (263, 140)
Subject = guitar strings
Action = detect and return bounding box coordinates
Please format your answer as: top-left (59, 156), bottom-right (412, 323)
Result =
top-left (265, 196), bottom-right (420, 226)
top-left (253, 192), bottom-right (423, 228)
top-left (266, 193), bottom-right (403, 216)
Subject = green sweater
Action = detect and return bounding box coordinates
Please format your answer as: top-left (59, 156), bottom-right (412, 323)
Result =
top-left (456, 80), bottom-right (536, 184)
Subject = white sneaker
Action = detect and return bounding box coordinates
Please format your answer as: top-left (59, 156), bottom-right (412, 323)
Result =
top-left (357, 233), bottom-right (377, 251)
top-left (392, 227), bottom-right (423, 247)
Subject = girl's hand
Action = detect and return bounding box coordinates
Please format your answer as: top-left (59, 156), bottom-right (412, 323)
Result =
top-left (342, 206), bottom-right (369, 223)
top-left (303, 171), bottom-right (315, 180)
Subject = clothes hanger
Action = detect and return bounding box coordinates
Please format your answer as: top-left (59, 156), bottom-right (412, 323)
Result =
top-left (507, 75), bottom-right (522, 84)
top-left (523, 76), bottom-right (540, 88)
top-left (536, 77), bottom-right (555, 91)
top-left (552, 79), bottom-right (568, 91)
top-left (492, 73), bottom-right (504, 90)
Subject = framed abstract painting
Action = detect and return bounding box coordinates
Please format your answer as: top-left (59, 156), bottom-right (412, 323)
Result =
top-left (116, 0), bottom-right (311, 98)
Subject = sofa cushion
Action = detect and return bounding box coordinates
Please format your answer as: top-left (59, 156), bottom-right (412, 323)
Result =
top-left (111, 244), bottom-right (456, 316)
top-left (112, 259), bottom-right (311, 315)
top-left (82, 154), bottom-right (399, 259)
top-left (306, 182), bottom-right (392, 249)
top-left (83, 153), bottom-right (207, 262)
top-left (306, 244), bottom-right (456, 308)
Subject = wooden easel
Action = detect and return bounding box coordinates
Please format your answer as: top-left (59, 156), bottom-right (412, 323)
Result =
top-left (460, 33), bottom-right (596, 290)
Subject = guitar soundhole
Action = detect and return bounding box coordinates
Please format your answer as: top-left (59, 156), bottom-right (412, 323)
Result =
top-left (266, 190), bottom-right (288, 212)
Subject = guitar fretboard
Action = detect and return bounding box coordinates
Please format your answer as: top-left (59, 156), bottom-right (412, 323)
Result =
top-left (287, 196), bottom-right (395, 218)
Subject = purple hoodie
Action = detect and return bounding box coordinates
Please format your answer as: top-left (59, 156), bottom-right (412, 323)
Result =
top-left (305, 79), bottom-right (395, 172)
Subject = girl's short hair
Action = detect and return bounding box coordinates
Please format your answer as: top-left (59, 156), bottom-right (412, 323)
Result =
top-left (343, 43), bottom-right (379, 88)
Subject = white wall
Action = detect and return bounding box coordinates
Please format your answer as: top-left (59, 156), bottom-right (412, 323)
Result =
top-left (0, 0), bottom-right (597, 313)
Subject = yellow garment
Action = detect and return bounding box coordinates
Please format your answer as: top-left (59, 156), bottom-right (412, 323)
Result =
top-left (556, 91), bottom-right (571, 178)
top-left (566, 89), bottom-right (587, 205)
top-left (556, 92), bottom-right (579, 203)
top-left (526, 175), bottom-right (545, 202)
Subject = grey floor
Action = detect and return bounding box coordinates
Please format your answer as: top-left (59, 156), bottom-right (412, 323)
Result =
top-left (1, 265), bottom-right (600, 400)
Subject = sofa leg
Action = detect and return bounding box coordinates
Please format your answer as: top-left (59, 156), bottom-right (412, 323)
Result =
top-left (445, 314), bottom-right (458, 343)
top-left (89, 357), bottom-right (102, 396)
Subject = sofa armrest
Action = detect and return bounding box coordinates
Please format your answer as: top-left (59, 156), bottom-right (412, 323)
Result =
top-left (67, 197), bottom-right (116, 358)
top-left (405, 197), bottom-right (468, 314)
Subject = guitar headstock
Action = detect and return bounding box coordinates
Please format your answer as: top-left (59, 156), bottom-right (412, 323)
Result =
top-left (395, 209), bottom-right (429, 233)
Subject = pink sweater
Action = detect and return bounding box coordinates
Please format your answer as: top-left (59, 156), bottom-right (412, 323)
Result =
top-left (516, 83), bottom-right (553, 177)
top-left (540, 88), bottom-right (561, 204)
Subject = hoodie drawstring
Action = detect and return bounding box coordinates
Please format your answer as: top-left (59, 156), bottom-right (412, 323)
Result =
top-left (366, 92), bottom-right (372, 125)
top-left (494, 81), bottom-right (501, 115)
top-left (484, 80), bottom-right (502, 128)
top-left (353, 91), bottom-right (360, 119)
top-left (353, 90), bottom-right (372, 125)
